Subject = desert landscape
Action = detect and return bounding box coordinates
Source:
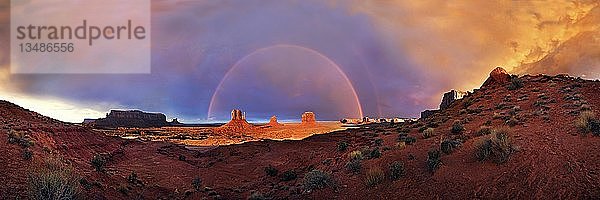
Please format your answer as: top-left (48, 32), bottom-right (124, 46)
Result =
top-left (3, 1), bottom-right (600, 200)
top-left (2, 68), bottom-right (600, 199)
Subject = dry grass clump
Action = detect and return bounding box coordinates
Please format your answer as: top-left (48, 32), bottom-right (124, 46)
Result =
top-left (422, 128), bottom-right (436, 139)
top-left (364, 168), bottom-right (384, 187)
top-left (475, 127), bottom-right (516, 164)
top-left (29, 158), bottom-right (80, 200)
top-left (575, 111), bottom-right (600, 136)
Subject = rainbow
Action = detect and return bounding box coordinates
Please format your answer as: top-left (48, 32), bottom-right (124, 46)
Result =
top-left (207, 44), bottom-right (363, 120)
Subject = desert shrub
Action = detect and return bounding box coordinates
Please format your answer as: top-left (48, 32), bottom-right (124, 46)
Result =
top-left (397, 142), bottom-right (406, 150)
top-left (364, 168), bottom-right (384, 187)
top-left (178, 155), bottom-right (186, 161)
top-left (264, 165), bottom-right (278, 177)
top-left (90, 154), bottom-right (107, 172)
top-left (281, 170), bottom-right (297, 181)
top-left (117, 185), bottom-right (129, 195)
top-left (388, 161), bottom-right (405, 180)
top-left (475, 128), bottom-right (516, 163)
top-left (248, 192), bottom-right (269, 200)
top-left (23, 149), bottom-right (33, 160)
top-left (127, 171), bottom-right (143, 186)
top-left (29, 158), bottom-right (80, 200)
top-left (440, 139), bottom-right (462, 155)
top-left (337, 141), bottom-right (349, 151)
top-left (192, 177), bottom-right (202, 191)
top-left (426, 149), bottom-right (442, 172)
top-left (345, 159), bottom-right (362, 174)
top-left (422, 128), bottom-right (436, 139)
top-left (418, 126), bottom-right (428, 133)
top-left (79, 178), bottom-right (93, 190)
top-left (303, 170), bottom-right (334, 191)
top-left (374, 138), bottom-right (384, 146)
top-left (575, 111), bottom-right (600, 136)
top-left (398, 134), bottom-right (417, 145)
top-left (369, 147), bottom-right (381, 159)
top-left (476, 126), bottom-right (493, 136)
top-left (507, 75), bottom-right (524, 90)
top-left (505, 117), bottom-right (519, 127)
top-left (8, 131), bottom-right (34, 148)
top-left (349, 150), bottom-right (363, 160)
top-left (451, 122), bottom-right (465, 134)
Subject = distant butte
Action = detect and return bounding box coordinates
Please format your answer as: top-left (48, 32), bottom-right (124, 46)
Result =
top-left (301, 111), bottom-right (317, 126)
top-left (215, 109), bottom-right (256, 133)
top-left (266, 115), bottom-right (283, 127)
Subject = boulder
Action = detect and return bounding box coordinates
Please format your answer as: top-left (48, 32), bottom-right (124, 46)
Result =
top-left (483, 67), bottom-right (511, 86)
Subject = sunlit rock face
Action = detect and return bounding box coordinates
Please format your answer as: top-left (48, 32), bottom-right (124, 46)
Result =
top-left (440, 90), bottom-right (468, 110)
top-left (483, 67), bottom-right (511, 86)
top-left (216, 109), bottom-right (255, 134)
top-left (267, 115), bottom-right (283, 127)
top-left (301, 112), bottom-right (317, 126)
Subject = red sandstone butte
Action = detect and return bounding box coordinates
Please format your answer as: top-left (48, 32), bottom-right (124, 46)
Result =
top-left (483, 67), bottom-right (511, 86)
top-left (301, 111), bottom-right (317, 125)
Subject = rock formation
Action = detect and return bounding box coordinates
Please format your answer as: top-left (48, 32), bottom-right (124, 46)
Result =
top-left (92, 110), bottom-right (168, 128)
top-left (216, 109), bottom-right (255, 133)
top-left (266, 115), bottom-right (283, 127)
top-left (301, 112), bottom-right (317, 125)
top-left (420, 109), bottom-right (438, 119)
top-left (483, 67), bottom-right (511, 86)
top-left (440, 90), bottom-right (468, 110)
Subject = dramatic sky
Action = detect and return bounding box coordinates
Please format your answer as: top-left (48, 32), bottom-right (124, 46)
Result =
top-left (0, 0), bottom-right (599, 122)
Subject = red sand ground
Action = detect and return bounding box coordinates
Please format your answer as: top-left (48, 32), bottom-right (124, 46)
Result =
top-left (1, 72), bottom-right (600, 199)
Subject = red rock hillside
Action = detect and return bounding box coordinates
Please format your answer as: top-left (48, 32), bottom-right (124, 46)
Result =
top-left (1, 68), bottom-right (600, 199)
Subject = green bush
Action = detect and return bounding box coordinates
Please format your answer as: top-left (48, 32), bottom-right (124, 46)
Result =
top-left (374, 138), bottom-right (384, 146)
top-left (192, 177), bottom-right (202, 191)
top-left (29, 159), bottom-right (80, 200)
top-left (388, 161), bottom-right (405, 180)
top-left (475, 127), bottom-right (516, 163)
top-left (575, 111), bottom-right (600, 136)
top-left (345, 159), bottom-right (361, 174)
top-left (90, 154), bottom-right (107, 172)
top-left (264, 165), bottom-right (278, 177)
top-left (451, 122), bottom-right (465, 134)
top-left (369, 147), bottom-right (381, 159)
top-left (398, 135), bottom-right (416, 145)
top-left (23, 149), bottom-right (33, 160)
top-left (127, 171), bottom-right (142, 186)
top-left (7, 131), bottom-right (35, 148)
top-left (281, 170), bottom-right (297, 181)
top-left (440, 139), bottom-right (461, 155)
top-left (426, 149), bottom-right (442, 172)
top-left (364, 168), bottom-right (384, 187)
top-left (302, 170), bottom-right (334, 191)
top-left (337, 141), bottom-right (349, 151)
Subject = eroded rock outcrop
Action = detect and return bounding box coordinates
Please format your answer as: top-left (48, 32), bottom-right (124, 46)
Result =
top-left (483, 67), bottom-right (511, 86)
top-left (440, 90), bottom-right (468, 110)
top-left (92, 110), bottom-right (168, 128)
top-left (216, 109), bottom-right (255, 133)
top-left (301, 112), bottom-right (317, 125)
top-left (267, 115), bottom-right (283, 127)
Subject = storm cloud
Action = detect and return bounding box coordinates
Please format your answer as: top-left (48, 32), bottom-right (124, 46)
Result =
top-left (0, 0), bottom-right (598, 122)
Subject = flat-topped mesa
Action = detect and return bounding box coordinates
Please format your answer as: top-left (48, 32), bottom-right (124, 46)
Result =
top-left (483, 67), bottom-right (511, 87)
top-left (91, 110), bottom-right (168, 128)
top-left (301, 112), bottom-right (317, 126)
